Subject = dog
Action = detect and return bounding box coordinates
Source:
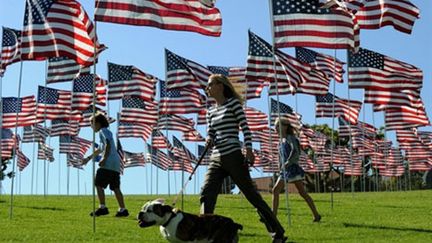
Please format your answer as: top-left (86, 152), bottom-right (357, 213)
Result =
top-left (137, 199), bottom-right (243, 243)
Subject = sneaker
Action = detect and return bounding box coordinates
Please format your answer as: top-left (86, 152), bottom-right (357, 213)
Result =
top-left (272, 236), bottom-right (288, 243)
top-left (272, 233), bottom-right (288, 243)
top-left (90, 207), bottom-right (109, 216)
top-left (115, 209), bottom-right (129, 217)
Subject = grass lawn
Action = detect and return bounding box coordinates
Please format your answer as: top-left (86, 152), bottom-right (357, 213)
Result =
top-left (0, 191), bottom-right (431, 242)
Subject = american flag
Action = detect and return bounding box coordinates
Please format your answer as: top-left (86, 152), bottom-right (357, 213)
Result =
top-left (17, 149), bottom-right (31, 172)
top-left (37, 142), bottom-right (54, 162)
top-left (296, 47), bottom-right (345, 83)
top-left (1, 129), bottom-right (17, 159)
top-left (72, 74), bottom-right (107, 110)
top-left (2, 95), bottom-right (37, 128)
top-left (244, 107), bottom-right (268, 131)
top-left (21, 0), bottom-right (104, 66)
top-left (117, 121), bottom-right (152, 141)
top-left (50, 119), bottom-right (80, 137)
top-left (61, 136), bottom-right (92, 157)
top-left (147, 143), bottom-right (171, 171)
top-left (151, 130), bottom-right (172, 149)
top-left (198, 144), bottom-right (211, 165)
top-left (182, 129), bottom-right (205, 142)
top-left (246, 31), bottom-right (328, 96)
top-left (354, 0), bottom-right (419, 34)
top-left (316, 93), bottom-right (362, 124)
top-left (156, 114), bottom-right (195, 132)
top-left (1, 27), bottom-right (21, 72)
top-left (208, 65), bottom-right (266, 100)
top-left (382, 105), bottom-right (430, 131)
top-left (123, 150), bottom-right (146, 168)
top-left (116, 139), bottom-right (125, 174)
top-left (348, 47), bottom-right (422, 90)
top-left (319, 0), bottom-right (364, 13)
top-left (172, 136), bottom-right (197, 163)
top-left (77, 107), bottom-right (114, 127)
top-left (22, 124), bottom-right (50, 143)
top-left (271, 0), bottom-right (359, 51)
top-left (66, 153), bottom-right (84, 169)
top-left (270, 98), bottom-right (302, 129)
top-left (46, 57), bottom-right (91, 84)
top-left (159, 80), bottom-right (204, 114)
top-left (107, 62), bottom-right (157, 101)
top-left (165, 49), bottom-right (212, 90)
top-left (364, 89), bottom-right (423, 109)
top-left (119, 96), bottom-right (158, 126)
top-left (94, 0), bottom-right (222, 37)
top-left (338, 117), bottom-right (376, 138)
top-left (37, 86), bottom-right (73, 121)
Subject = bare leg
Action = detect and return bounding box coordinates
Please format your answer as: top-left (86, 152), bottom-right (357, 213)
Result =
top-left (113, 188), bottom-right (125, 209)
top-left (294, 181), bottom-right (320, 220)
top-left (271, 178), bottom-right (285, 216)
top-left (96, 186), bottom-right (106, 206)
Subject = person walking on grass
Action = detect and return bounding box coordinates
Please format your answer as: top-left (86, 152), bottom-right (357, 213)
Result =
top-left (82, 112), bottom-right (129, 217)
top-left (272, 117), bottom-right (321, 222)
top-left (202, 74), bottom-right (287, 243)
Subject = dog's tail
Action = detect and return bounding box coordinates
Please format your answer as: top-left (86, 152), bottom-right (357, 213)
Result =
top-left (234, 223), bottom-right (243, 231)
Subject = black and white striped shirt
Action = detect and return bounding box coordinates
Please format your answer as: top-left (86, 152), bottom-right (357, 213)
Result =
top-left (206, 97), bottom-right (252, 157)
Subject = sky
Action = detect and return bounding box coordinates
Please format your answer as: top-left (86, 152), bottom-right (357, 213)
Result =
top-left (0, 0), bottom-right (431, 196)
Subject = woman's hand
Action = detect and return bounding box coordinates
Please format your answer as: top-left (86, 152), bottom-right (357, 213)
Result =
top-left (245, 148), bottom-right (255, 166)
top-left (81, 156), bottom-right (91, 165)
top-left (205, 138), bottom-right (214, 149)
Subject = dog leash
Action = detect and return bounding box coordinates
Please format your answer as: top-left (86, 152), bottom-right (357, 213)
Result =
top-left (172, 143), bottom-right (210, 207)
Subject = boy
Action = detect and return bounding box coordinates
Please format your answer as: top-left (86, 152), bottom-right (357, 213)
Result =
top-left (82, 112), bottom-right (129, 217)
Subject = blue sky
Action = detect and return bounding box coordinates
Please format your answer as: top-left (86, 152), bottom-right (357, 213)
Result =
top-left (1, 0), bottom-right (431, 196)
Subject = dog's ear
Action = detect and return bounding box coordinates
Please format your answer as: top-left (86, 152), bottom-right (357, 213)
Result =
top-left (161, 205), bottom-right (172, 214)
top-left (152, 204), bottom-right (165, 217)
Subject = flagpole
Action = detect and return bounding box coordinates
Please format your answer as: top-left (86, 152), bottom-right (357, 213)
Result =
top-left (58, 152), bottom-right (61, 194)
top-left (67, 165), bottom-right (70, 195)
top-left (77, 168), bottom-right (80, 195)
top-left (314, 104), bottom-right (319, 193)
top-left (268, 0), bottom-right (291, 227)
top-left (9, 59), bottom-right (24, 219)
top-left (90, 17), bottom-right (98, 234)
top-left (329, 50), bottom-right (337, 209)
top-left (371, 107), bottom-right (378, 192)
top-left (361, 96), bottom-right (366, 193)
top-left (346, 51), bottom-right (354, 197)
top-left (163, 52), bottom-right (171, 197)
top-left (0, 72), bottom-right (3, 199)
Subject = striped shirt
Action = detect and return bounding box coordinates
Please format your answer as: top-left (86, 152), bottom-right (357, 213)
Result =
top-left (206, 97), bottom-right (252, 158)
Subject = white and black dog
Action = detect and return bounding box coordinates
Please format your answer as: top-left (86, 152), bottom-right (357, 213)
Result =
top-left (137, 199), bottom-right (243, 243)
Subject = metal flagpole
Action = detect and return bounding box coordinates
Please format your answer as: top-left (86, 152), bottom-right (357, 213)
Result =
top-left (329, 50), bottom-right (337, 209)
top-left (90, 16), bottom-right (99, 233)
top-left (268, 0), bottom-right (291, 226)
top-left (77, 168), bottom-right (80, 195)
top-left (58, 149), bottom-right (61, 194)
top-left (67, 165), bottom-right (70, 195)
top-left (0, 74), bottom-right (3, 198)
top-left (346, 51), bottom-right (354, 196)
top-left (9, 60), bottom-right (24, 219)
top-left (9, 61), bottom-right (23, 219)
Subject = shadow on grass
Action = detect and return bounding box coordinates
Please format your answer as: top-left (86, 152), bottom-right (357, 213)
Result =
top-left (343, 223), bottom-right (432, 233)
top-left (17, 206), bottom-right (66, 211)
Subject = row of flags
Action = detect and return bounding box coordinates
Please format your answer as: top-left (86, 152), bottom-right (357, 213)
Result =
top-left (0, 0), bottom-right (430, 177)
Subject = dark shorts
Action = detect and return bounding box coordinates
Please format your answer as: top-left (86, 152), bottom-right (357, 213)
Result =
top-left (95, 168), bottom-right (120, 190)
top-left (279, 164), bottom-right (305, 183)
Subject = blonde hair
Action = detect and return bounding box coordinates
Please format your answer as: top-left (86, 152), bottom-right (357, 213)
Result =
top-left (209, 74), bottom-right (245, 105)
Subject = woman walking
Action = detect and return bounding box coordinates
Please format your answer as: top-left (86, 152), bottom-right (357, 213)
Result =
top-left (201, 74), bottom-right (286, 242)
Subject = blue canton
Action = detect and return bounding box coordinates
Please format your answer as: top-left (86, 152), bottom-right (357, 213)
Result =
top-left (24, 0), bottom-right (54, 25)
top-left (349, 48), bottom-right (384, 69)
top-left (108, 62), bottom-right (133, 82)
top-left (38, 86), bottom-right (59, 104)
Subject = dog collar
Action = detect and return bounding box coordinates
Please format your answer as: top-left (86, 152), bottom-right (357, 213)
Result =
top-left (162, 211), bottom-right (177, 227)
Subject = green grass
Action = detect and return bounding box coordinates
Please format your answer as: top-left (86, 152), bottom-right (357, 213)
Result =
top-left (1, 191), bottom-right (431, 242)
